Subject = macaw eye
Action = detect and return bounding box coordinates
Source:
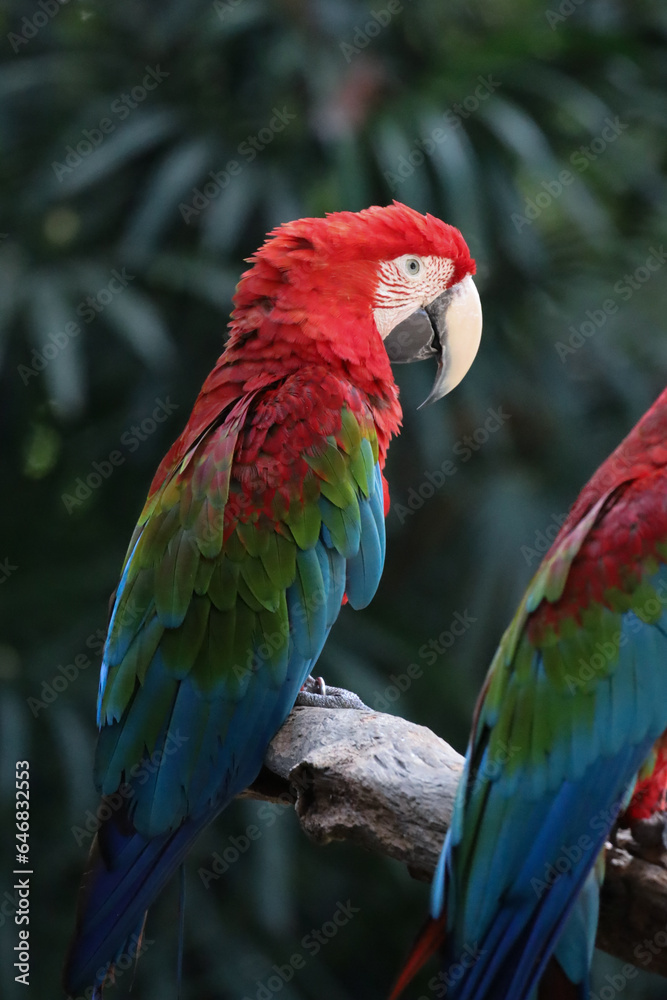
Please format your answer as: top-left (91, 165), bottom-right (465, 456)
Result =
top-left (404, 256), bottom-right (422, 276)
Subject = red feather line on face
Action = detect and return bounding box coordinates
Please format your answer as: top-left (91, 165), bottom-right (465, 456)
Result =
top-left (388, 915), bottom-right (447, 1000)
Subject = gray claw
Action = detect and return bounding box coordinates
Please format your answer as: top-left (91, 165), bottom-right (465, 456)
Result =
top-left (295, 677), bottom-right (370, 711)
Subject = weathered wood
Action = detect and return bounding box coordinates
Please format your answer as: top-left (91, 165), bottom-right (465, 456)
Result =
top-left (599, 834), bottom-right (667, 976)
top-left (246, 706), bottom-right (667, 978)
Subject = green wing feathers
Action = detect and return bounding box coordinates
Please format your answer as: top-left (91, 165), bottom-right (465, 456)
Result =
top-left (95, 396), bottom-right (383, 835)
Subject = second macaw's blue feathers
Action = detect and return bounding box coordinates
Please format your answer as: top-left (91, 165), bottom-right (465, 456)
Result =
top-left (393, 390), bottom-right (667, 1000)
top-left (433, 563), bottom-right (667, 1000)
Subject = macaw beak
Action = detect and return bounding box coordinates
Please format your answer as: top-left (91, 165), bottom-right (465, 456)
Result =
top-left (384, 275), bottom-right (483, 408)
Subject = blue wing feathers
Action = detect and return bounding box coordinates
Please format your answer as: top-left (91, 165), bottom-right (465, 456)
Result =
top-left (434, 562), bottom-right (667, 1000)
top-left (98, 535), bottom-right (142, 719)
top-left (554, 865), bottom-right (599, 988)
top-left (286, 547), bottom-right (327, 659)
top-left (345, 468), bottom-right (385, 609)
top-left (67, 440), bottom-right (386, 998)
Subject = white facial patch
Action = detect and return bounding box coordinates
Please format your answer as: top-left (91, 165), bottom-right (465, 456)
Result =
top-left (373, 255), bottom-right (456, 339)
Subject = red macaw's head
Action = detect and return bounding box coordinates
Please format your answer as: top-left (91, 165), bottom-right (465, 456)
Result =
top-left (230, 201), bottom-right (482, 407)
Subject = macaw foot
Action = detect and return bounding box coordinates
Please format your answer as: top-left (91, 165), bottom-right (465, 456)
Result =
top-left (295, 674), bottom-right (370, 710)
top-left (630, 812), bottom-right (667, 854)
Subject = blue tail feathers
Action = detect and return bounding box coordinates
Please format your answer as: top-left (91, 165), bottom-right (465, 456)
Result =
top-left (63, 800), bottom-right (210, 996)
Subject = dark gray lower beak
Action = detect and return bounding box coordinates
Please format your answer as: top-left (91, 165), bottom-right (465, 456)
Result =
top-left (383, 298), bottom-right (444, 365)
top-left (384, 290), bottom-right (451, 408)
top-left (383, 275), bottom-right (482, 408)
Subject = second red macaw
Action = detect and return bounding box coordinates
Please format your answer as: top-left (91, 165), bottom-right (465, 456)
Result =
top-left (392, 387), bottom-right (667, 1000)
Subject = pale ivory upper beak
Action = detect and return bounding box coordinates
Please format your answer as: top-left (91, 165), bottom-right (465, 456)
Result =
top-left (384, 274), bottom-right (483, 408)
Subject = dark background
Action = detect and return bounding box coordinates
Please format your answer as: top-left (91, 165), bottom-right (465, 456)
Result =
top-left (2, 1), bottom-right (667, 997)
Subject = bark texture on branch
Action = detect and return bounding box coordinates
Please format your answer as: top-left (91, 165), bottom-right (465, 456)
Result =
top-left (246, 706), bottom-right (667, 979)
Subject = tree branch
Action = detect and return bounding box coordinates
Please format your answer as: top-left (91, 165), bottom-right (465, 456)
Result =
top-left (246, 706), bottom-right (667, 978)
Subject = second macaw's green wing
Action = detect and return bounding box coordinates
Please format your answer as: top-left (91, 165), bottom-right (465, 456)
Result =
top-left (432, 472), bottom-right (667, 1000)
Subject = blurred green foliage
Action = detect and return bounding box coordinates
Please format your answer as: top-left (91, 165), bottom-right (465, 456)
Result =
top-left (2, 0), bottom-right (667, 997)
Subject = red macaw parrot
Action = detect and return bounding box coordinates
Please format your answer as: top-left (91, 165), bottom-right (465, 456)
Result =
top-left (63, 202), bottom-right (483, 997)
top-left (390, 386), bottom-right (667, 1000)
